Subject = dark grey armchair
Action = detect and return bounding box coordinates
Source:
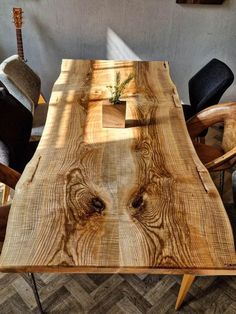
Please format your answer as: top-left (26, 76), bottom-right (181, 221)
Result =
top-left (0, 55), bottom-right (48, 204)
top-left (183, 58), bottom-right (234, 121)
top-left (0, 86), bottom-right (37, 204)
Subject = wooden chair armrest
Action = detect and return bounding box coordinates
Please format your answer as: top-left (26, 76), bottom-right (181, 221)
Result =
top-left (205, 146), bottom-right (236, 170)
top-left (0, 163), bottom-right (21, 189)
top-left (187, 102), bottom-right (236, 138)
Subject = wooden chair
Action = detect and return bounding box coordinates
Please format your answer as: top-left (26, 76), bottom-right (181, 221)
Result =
top-left (0, 163), bottom-right (20, 249)
top-left (187, 102), bottom-right (236, 194)
top-left (0, 162), bottom-right (44, 313)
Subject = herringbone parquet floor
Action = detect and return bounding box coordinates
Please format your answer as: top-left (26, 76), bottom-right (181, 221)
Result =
top-left (2, 272), bottom-right (236, 313)
top-left (1, 125), bottom-right (236, 314)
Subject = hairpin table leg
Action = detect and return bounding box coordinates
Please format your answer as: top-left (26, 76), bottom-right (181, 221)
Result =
top-left (219, 170), bottom-right (225, 197)
top-left (28, 273), bottom-right (45, 314)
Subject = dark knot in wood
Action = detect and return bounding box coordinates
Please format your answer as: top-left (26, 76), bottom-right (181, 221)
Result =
top-left (134, 143), bottom-right (141, 151)
top-left (91, 197), bottom-right (105, 214)
top-left (132, 195), bottom-right (144, 209)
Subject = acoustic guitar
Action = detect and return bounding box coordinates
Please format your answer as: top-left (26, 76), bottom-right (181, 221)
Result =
top-left (13, 8), bottom-right (46, 104)
top-left (12, 8), bottom-right (26, 62)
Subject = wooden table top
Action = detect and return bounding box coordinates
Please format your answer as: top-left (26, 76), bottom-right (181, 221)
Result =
top-left (1, 59), bottom-right (236, 274)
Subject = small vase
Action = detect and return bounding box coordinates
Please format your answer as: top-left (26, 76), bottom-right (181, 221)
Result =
top-left (102, 101), bottom-right (126, 128)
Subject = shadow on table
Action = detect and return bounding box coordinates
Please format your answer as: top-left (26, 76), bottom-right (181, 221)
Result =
top-left (125, 118), bottom-right (157, 128)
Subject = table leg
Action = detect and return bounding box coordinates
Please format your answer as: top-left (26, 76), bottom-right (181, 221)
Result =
top-left (175, 274), bottom-right (195, 310)
top-left (219, 170), bottom-right (225, 196)
top-left (28, 273), bottom-right (45, 314)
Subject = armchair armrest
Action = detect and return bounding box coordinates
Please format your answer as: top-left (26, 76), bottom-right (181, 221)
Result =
top-left (187, 102), bottom-right (236, 138)
top-left (0, 163), bottom-right (21, 189)
top-left (205, 146), bottom-right (236, 170)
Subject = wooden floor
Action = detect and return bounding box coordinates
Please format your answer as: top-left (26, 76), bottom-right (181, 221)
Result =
top-left (1, 125), bottom-right (236, 314)
top-left (2, 272), bottom-right (236, 313)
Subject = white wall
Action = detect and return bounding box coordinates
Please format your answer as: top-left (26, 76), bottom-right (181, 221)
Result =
top-left (0, 0), bottom-right (235, 102)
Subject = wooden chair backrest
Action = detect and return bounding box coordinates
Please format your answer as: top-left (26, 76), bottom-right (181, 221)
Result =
top-left (0, 164), bottom-right (20, 250)
top-left (187, 102), bottom-right (236, 154)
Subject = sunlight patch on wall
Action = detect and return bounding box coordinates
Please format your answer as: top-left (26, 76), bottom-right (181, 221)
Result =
top-left (106, 28), bottom-right (141, 60)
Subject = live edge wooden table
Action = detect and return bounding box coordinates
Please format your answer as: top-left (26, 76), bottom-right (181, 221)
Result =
top-left (1, 59), bottom-right (236, 310)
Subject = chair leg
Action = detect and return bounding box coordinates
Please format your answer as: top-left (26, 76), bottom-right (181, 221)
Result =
top-left (28, 273), bottom-right (45, 314)
top-left (175, 274), bottom-right (196, 310)
top-left (2, 185), bottom-right (10, 205)
top-left (219, 170), bottom-right (225, 197)
top-left (199, 137), bottom-right (205, 144)
top-left (196, 136), bottom-right (205, 144)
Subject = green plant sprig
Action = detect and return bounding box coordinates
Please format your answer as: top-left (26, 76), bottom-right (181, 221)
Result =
top-left (107, 72), bottom-right (134, 104)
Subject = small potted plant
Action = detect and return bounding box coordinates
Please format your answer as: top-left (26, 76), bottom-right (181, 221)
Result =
top-left (102, 72), bottom-right (134, 128)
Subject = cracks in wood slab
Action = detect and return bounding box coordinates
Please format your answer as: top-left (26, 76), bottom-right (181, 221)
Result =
top-left (29, 156), bottom-right (42, 183)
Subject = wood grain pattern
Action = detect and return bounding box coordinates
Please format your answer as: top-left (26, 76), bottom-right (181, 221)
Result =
top-left (0, 60), bottom-right (236, 274)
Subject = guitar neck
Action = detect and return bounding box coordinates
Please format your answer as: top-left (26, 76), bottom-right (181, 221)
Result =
top-left (16, 28), bottom-right (25, 61)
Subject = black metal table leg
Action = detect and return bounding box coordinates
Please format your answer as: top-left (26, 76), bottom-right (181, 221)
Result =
top-left (28, 273), bottom-right (45, 314)
top-left (220, 170), bottom-right (225, 197)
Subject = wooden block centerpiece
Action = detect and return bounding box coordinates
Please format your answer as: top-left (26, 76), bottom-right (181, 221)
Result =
top-left (102, 71), bottom-right (134, 128)
top-left (102, 101), bottom-right (126, 128)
